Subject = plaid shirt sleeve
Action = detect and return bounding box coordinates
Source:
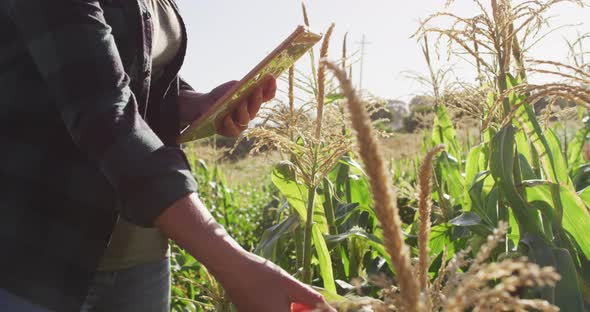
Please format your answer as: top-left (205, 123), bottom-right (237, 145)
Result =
top-left (5, 0), bottom-right (198, 227)
top-left (179, 76), bottom-right (196, 92)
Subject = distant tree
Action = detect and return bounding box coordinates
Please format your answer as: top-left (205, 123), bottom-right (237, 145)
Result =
top-left (403, 95), bottom-right (436, 132)
top-left (369, 99), bottom-right (409, 131)
top-left (409, 95), bottom-right (435, 113)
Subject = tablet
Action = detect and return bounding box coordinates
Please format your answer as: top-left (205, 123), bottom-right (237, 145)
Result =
top-left (177, 25), bottom-right (322, 143)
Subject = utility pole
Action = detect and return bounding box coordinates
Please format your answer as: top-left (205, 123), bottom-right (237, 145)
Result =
top-left (358, 34), bottom-right (371, 93)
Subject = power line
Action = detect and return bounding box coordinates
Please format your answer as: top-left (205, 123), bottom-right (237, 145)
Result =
top-left (357, 34), bottom-right (372, 93)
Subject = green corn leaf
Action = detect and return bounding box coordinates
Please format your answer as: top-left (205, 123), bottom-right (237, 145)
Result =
top-left (464, 145), bottom-right (483, 212)
top-left (429, 223), bottom-right (455, 256)
top-left (311, 286), bottom-right (349, 303)
top-left (339, 155), bottom-right (367, 176)
top-left (560, 230), bottom-right (590, 286)
top-left (334, 203), bottom-right (361, 224)
top-left (567, 121), bottom-right (590, 169)
top-left (464, 128), bottom-right (495, 221)
top-left (330, 156), bottom-right (372, 210)
top-left (520, 233), bottom-right (585, 311)
top-left (448, 211), bottom-right (481, 226)
top-left (506, 73), bottom-right (525, 98)
top-left (468, 171), bottom-right (498, 227)
top-left (571, 164), bottom-right (590, 191)
top-left (543, 129), bottom-right (570, 185)
top-left (517, 153), bottom-right (538, 181)
top-left (255, 214), bottom-right (300, 260)
top-left (325, 227), bottom-right (392, 273)
top-left (506, 73), bottom-right (569, 187)
top-left (515, 102), bottom-right (571, 187)
top-left (524, 182), bottom-right (590, 260)
top-left (339, 156), bottom-right (372, 208)
top-left (435, 151), bottom-right (464, 208)
top-left (578, 185), bottom-right (590, 204)
top-left (507, 209), bottom-right (520, 248)
top-left (522, 180), bottom-right (559, 230)
top-left (556, 186), bottom-right (590, 260)
top-left (312, 225), bottom-right (336, 292)
top-left (348, 174), bottom-right (372, 213)
top-left (449, 212), bottom-right (492, 237)
top-left (431, 104), bottom-right (462, 163)
top-left (271, 165), bottom-right (329, 233)
top-left (520, 233), bottom-right (556, 303)
top-left (490, 125), bottom-right (545, 236)
top-left (325, 93), bottom-right (345, 105)
top-left (332, 161), bottom-right (351, 201)
top-left (552, 248), bottom-right (586, 311)
top-left (514, 127), bottom-right (535, 166)
top-left (339, 246), bottom-right (350, 277)
top-left (512, 101), bottom-right (572, 244)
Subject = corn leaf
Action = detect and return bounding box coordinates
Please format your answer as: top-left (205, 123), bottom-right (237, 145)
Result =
top-left (272, 166), bottom-right (329, 233)
top-left (429, 223), bottom-right (454, 256)
top-left (524, 182), bottom-right (590, 260)
top-left (312, 225), bottom-right (336, 292)
top-left (468, 171), bottom-right (498, 227)
top-left (567, 121), bottom-right (590, 169)
top-left (434, 151), bottom-right (464, 207)
top-left (449, 212), bottom-right (492, 237)
top-left (571, 164), bottom-right (590, 191)
top-left (515, 102), bottom-right (571, 187)
top-left (255, 214), bottom-right (300, 260)
top-left (464, 145), bottom-right (483, 212)
top-left (311, 286), bottom-right (348, 303)
top-left (520, 233), bottom-right (585, 311)
top-left (578, 185), bottom-right (590, 204)
top-left (325, 228), bottom-right (392, 272)
top-left (431, 104), bottom-right (462, 163)
top-left (490, 125), bottom-right (545, 236)
top-left (552, 248), bottom-right (586, 311)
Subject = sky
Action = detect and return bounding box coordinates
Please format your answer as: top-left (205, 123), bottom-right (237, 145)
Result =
top-left (177, 1), bottom-right (590, 103)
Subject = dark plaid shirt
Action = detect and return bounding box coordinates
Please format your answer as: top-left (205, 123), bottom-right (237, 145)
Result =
top-left (0, 0), bottom-right (198, 310)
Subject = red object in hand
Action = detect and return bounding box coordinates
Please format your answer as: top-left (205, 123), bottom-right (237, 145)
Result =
top-left (291, 302), bottom-right (314, 312)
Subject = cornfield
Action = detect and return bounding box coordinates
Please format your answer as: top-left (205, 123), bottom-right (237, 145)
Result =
top-left (173, 1), bottom-right (590, 311)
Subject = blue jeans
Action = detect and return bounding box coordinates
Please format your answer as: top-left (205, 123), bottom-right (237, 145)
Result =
top-left (81, 258), bottom-right (171, 312)
top-left (0, 288), bottom-right (52, 312)
top-left (0, 258), bottom-right (170, 312)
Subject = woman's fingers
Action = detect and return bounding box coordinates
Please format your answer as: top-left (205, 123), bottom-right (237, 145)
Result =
top-left (216, 77), bottom-right (277, 137)
top-left (248, 77), bottom-right (276, 118)
top-left (248, 87), bottom-right (264, 119)
top-left (288, 286), bottom-right (327, 309)
top-left (233, 99), bottom-right (251, 127)
top-left (209, 80), bottom-right (239, 100)
top-left (288, 282), bottom-right (334, 312)
top-left (219, 114), bottom-right (242, 137)
top-left (219, 100), bottom-right (249, 137)
top-left (262, 76), bottom-right (277, 102)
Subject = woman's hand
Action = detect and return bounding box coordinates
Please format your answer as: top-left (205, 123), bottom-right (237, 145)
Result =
top-left (217, 252), bottom-right (335, 312)
top-left (179, 77), bottom-right (277, 137)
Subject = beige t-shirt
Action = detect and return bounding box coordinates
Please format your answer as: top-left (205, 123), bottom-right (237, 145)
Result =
top-left (149, 0), bottom-right (183, 80)
top-left (98, 0), bottom-right (183, 272)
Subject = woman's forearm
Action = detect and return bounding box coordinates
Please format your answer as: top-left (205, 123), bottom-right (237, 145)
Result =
top-left (154, 193), bottom-right (248, 278)
top-left (154, 193), bottom-right (332, 311)
top-left (178, 90), bottom-right (207, 127)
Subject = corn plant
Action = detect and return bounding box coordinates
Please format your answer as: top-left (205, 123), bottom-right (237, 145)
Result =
top-left (243, 3), bottom-right (398, 297)
top-left (323, 60), bottom-right (562, 312)
top-left (414, 0), bottom-right (590, 310)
